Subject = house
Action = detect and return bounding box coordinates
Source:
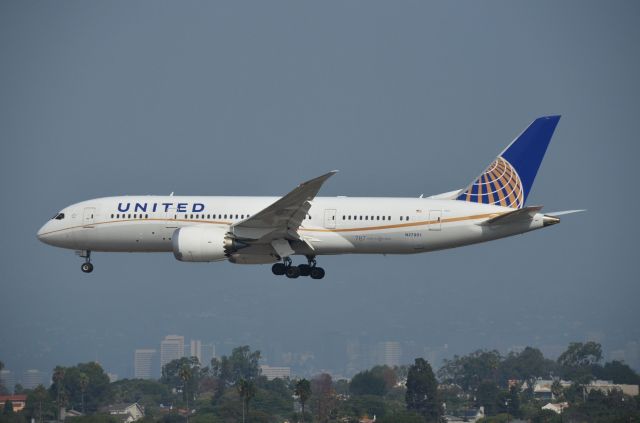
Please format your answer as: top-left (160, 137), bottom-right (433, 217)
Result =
top-left (585, 380), bottom-right (639, 397)
top-left (443, 406), bottom-right (484, 423)
top-left (102, 402), bottom-right (145, 422)
top-left (521, 379), bottom-right (571, 401)
top-left (542, 402), bottom-right (569, 414)
top-left (0, 395), bottom-right (27, 413)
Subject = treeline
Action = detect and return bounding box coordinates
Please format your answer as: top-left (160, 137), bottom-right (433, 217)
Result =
top-left (1, 342), bottom-right (640, 423)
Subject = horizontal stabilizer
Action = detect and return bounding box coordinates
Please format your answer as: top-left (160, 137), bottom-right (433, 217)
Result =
top-left (545, 209), bottom-right (586, 217)
top-left (480, 205), bottom-right (543, 226)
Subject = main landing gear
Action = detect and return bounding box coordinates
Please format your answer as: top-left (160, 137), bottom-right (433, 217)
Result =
top-left (271, 256), bottom-right (325, 279)
top-left (78, 250), bottom-right (93, 273)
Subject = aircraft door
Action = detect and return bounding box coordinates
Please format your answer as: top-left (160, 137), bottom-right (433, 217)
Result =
top-left (428, 210), bottom-right (442, 231)
top-left (324, 209), bottom-right (336, 229)
top-left (83, 207), bottom-right (96, 227)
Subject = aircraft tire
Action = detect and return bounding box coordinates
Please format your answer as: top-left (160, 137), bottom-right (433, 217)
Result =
top-left (285, 266), bottom-right (300, 279)
top-left (81, 262), bottom-right (94, 273)
top-left (310, 267), bottom-right (325, 280)
top-left (298, 264), bottom-right (311, 276)
top-left (272, 263), bottom-right (286, 275)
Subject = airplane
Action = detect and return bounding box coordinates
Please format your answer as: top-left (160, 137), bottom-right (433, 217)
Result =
top-left (37, 115), bottom-right (582, 279)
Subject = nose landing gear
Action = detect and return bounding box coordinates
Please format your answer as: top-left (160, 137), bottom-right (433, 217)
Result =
top-left (77, 250), bottom-right (93, 273)
top-left (271, 256), bottom-right (325, 279)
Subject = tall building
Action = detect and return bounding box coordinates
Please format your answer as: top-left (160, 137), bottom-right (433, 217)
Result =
top-left (201, 343), bottom-right (216, 367)
top-left (160, 335), bottom-right (185, 370)
top-left (190, 339), bottom-right (202, 365)
top-left (22, 370), bottom-right (43, 390)
top-left (0, 370), bottom-right (15, 393)
top-left (134, 349), bottom-right (156, 380)
top-left (379, 341), bottom-right (402, 367)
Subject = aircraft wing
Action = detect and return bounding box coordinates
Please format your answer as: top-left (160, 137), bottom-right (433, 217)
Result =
top-left (480, 205), bottom-right (543, 225)
top-left (230, 171), bottom-right (338, 243)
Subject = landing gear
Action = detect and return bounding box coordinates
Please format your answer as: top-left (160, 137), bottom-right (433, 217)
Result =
top-left (273, 256), bottom-right (325, 279)
top-left (78, 250), bottom-right (93, 273)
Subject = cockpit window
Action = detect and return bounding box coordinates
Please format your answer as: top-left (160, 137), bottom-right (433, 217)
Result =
top-left (52, 213), bottom-right (65, 220)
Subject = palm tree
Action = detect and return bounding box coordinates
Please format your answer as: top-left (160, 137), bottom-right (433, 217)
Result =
top-left (237, 378), bottom-right (255, 423)
top-left (78, 373), bottom-right (89, 414)
top-left (178, 364), bottom-right (193, 423)
top-left (52, 366), bottom-right (65, 421)
top-left (295, 379), bottom-right (312, 423)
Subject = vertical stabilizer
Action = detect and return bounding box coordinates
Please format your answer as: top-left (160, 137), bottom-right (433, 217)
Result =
top-left (456, 115), bottom-right (560, 209)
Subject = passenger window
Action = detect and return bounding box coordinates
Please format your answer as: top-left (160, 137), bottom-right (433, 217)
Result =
top-left (241, 214), bottom-right (244, 219)
top-left (400, 216), bottom-right (403, 221)
top-left (128, 214), bottom-right (131, 218)
top-left (382, 216), bottom-right (385, 221)
top-left (376, 216), bottom-right (379, 220)
top-left (365, 216), bottom-right (368, 220)
top-left (406, 216), bottom-right (409, 221)
top-left (134, 214), bottom-right (137, 218)
top-left (208, 214), bottom-right (211, 219)
top-left (235, 214), bottom-right (239, 219)
top-left (111, 214), bottom-right (114, 218)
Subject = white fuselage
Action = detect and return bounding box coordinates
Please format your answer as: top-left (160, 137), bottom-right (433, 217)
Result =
top-left (37, 195), bottom-right (546, 260)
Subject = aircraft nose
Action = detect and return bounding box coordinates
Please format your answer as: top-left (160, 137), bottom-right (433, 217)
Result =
top-left (37, 222), bottom-right (52, 244)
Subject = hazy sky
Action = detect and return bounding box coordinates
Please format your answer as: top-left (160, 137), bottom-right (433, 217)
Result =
top-left (1, 1), bottom-right (639, 380)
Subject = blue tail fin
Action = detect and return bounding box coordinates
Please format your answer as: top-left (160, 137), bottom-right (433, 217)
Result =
top-left (456, 115), bottom-right (560, 209)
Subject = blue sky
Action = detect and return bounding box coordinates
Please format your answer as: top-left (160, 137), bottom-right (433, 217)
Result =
top-left (1, 1), bottom-right (639, 379)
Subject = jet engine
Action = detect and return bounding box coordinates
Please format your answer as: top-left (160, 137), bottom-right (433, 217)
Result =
top-left (172, 226), bottom-right (245, 262)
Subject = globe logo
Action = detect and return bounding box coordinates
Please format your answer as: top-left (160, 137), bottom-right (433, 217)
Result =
top-left (457, 157), bottom-right (524, 208)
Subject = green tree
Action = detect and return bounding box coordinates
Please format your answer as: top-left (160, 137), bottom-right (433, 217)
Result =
top-left (438, 350), bottom-right (501, 392)
top-left (593, 360), bottom-right (640, 384)
top-left (349, 369), bottom-right (387, 396)
top-left (310, 373), bottom-right (336, 423)
top-left (78, 373), bottom-right (89, 414)
top-left (161, 356), bottom-right (200, 401)
top-left (558, 342), bottom-right (602, 367)
top-left (498, 347), bottom-right (555, 384)
top-left (294, 379), bottom-right (312, 423)
top-left (178, 363), bottom-right (193, 422)
top-left (0, 360), bottom-right (5, 395)
top-left (557, 342), bottom-right (602, 383)
top-left (25, 384), bottom-right (54, 423)
top-left (51, 366), bottom-right (66, 420)
top-left (476, 381), bottom-right (501, 416)
top-left (61, 362), bottom-right (111, 413)
top-left (405, 358), bottom-right (442, 422)
top-left (211, 346), bottom-right (261, 390)
top-left (236, 378), bottom-right (255, 423)
top-left (3, 400), bottom-right (14, 415)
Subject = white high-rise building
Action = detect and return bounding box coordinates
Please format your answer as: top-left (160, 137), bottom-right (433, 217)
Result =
top-left (201, 343), bottom-right (216, 367)
top-left (134, 349), bottom-right (156, 380)
top-left (379, 341), bottom-right (402, 367)
top-left (190, 339), bottom-right (202, 365)
top-left (260, 365), bottom-right (291, 380)
top-left (22, 370), bottom-right (43, 389)
top-left (0, 370), bottom-right (16, 393)
top-left (160, 335), bottom-right (185, 370)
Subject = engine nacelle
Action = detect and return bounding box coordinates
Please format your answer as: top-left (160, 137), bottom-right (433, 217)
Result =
top-left (172, 226), bottom-right (242, 262)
